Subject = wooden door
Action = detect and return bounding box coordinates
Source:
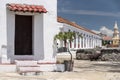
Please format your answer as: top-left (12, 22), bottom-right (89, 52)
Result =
top-left (15, 15), bottom-right (33, 55)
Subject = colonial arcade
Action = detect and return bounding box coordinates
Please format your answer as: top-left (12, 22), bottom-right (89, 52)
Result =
top-left (57, 17), bottom-right (102, 49)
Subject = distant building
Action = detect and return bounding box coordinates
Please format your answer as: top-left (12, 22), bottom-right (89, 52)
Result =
top-left (102, 36), bottom-right (112, 47)
top-left (112, 21), bottom-right (120, 47)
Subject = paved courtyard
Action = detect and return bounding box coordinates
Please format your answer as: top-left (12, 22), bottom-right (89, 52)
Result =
top-left (0, 60), bottom-right (120, 80)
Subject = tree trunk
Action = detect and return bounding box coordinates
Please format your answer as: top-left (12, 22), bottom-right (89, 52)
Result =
top-left (78, 43), bottom-right (80, 48)
top-left (64, 40), bottom-right (67, 47)
top-left (70, 41), bottom-right (72, 48)
top-left (74, 39), bottom-right (76, 48)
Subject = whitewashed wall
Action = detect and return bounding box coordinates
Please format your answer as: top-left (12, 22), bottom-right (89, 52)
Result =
top-left (0, 0), bottom-right (57, 63)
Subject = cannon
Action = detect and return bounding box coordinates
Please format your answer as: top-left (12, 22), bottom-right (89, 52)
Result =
top-left (76, 47), bottom-right (120, 61)
top-left (76, 48), bottom-right (102, 61)
top-left (88, 51), bottom-right (101, 61)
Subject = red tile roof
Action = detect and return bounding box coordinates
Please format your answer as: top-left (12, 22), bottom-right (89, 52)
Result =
top-left (102, 36), bottom-right (112, 40)
top-left (7, 3), bottom-right (47, 13)
top-left (57, 16), bottom-right (97, 35)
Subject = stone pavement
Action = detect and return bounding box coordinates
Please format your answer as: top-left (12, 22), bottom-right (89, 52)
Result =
top-left (0, 60), bottom-right (120, 80)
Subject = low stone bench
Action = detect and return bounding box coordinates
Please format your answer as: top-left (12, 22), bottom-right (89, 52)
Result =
top-left (15, 60), bottom-right (42, 75)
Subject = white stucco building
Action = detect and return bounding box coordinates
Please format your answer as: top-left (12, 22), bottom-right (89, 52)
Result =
top-left (0, 0), bottom-right (58, 70)
top-left (0, 0), bottom-right (102, 72)
top-left (57, 17), bottom-right (102, 50)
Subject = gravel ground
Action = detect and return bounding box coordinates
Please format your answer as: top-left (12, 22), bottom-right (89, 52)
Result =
top-left (0, 52), bottom-right (120, 80)
top-left (0, 60), bottom-right (120, 80)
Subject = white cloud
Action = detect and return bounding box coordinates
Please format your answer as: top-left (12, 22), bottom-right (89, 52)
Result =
top-left (58, 0), bottom-right (71, 12)
top-left (100, 26), bottom-right (113, 37)
top-left (92, 26), bottom-right (113, 37)
top-left (92, 30), bottom-right (100, 34)
top-left (59, 9), bottom-right (120, 17)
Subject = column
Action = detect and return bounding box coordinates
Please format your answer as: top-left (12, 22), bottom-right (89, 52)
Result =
top-left (87, 37), bottom-right (89, 48)
top-left (72, 40), bottom-right (74, 48)
top-left (94, 38), bottom-right (97, 48)
top-left (89, 37), bottom-right (91, 48)
top-left (86, 37), bottom-right (88, 49)
top-left (78, 38), bottom-right (79, 49)
top-left (79, 37), bottom-right (81, 48)
top-left (84, 37), bottom-right (86, 49)
top-left (89, 38), bottom-right (91, 48)
top-left (82, 37), bottom-right (85, 48)
top-left (74, 37), bottom-right (76, 48)
top-left (92, 38), bottom-right (94, 48)
top-left (94, 38), bottom-right (96, 48)
top-left (88, 37), bottom-right (89, 48)
top-left (96, 38), bottom-right (98, 47)
top-left (76, 37), bottom-right (78, 49)
top-left (96, 39), bottom-right (98, 47)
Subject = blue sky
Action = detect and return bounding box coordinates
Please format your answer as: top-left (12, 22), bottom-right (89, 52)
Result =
top-left (58, 0), bottom-right (120, 31)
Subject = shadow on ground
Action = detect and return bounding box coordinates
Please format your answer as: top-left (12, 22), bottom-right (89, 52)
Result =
top-left (74, 60), bottom-right (120, 73)
top-left (92, 62), bottom-right (120, 72)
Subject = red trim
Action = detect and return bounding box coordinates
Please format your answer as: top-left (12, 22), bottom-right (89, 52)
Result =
top-left (0, 63), bottom-right (15, 65)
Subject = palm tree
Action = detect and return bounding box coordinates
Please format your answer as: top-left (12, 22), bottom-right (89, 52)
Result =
top-left (54, 32), bottom-right (67, 47)
top-left (67, 30), bottom-right (75, 48)
top-left (54, 31), bottom-right (75, 47)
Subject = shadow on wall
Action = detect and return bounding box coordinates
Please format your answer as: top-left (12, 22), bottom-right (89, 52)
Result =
top-left (0, 45), bottom-right (8, 63)
top-left (52, 41), bottom-right (58, 58)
